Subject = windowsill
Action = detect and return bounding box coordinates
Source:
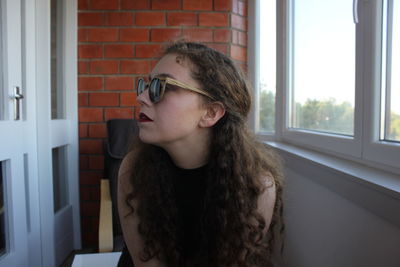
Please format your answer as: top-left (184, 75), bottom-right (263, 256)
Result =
top-left (265, 141), bottom-right (400, 227)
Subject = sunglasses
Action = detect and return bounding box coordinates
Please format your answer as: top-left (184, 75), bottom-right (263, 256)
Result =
top-left (137, 77), bottom-right (214, 103)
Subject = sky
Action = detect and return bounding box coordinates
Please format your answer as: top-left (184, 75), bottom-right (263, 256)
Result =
top-left (259, 0), bottom-right (400, 115)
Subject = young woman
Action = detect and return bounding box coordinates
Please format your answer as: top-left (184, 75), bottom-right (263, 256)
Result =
top-left (118, 42), bottom-right (284, 267)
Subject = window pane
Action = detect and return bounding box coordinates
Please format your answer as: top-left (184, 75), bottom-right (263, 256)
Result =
top-left (382, 0), bottom-right (400, 142)
top-left (290, 0), bottom-right (355, 135)
top-left (0, 161), bottom-right (7, 256)
top-left (51, 0), bottom-right (65, 119)
top-left (52, 146), bottom-right (68, 212)
top-left (259, 0), bottom-right (276, 132)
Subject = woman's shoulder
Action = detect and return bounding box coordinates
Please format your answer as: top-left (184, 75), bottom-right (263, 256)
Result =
top-left (118, 151), bottom-right (136, 194)
top-left (120, 150), bottom-right (135, 173)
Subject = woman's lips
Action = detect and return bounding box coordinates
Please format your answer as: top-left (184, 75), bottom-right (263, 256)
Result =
top-left (138, 112), bottom-right (153, 122)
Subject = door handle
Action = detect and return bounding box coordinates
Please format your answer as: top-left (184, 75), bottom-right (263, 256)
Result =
top-left (12, 86), bottom-right (24, 120)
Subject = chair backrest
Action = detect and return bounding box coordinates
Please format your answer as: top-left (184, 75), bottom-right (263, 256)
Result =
top-left (104, 119), bottom-right (138, 237)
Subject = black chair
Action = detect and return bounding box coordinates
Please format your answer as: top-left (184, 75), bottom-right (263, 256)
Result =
top-left (99, 119), bottom-right (138, 252)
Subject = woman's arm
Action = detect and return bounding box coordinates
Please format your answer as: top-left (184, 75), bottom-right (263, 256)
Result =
top-left (118, 152), bottom-right (167, 267)
top-left (257, 173), bottom-right (276, 234)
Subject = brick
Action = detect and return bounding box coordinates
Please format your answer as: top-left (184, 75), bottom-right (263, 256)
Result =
top-left (135, 12), bottom-right (165, 26)
top-left (151, 28), bottom-right (182, 42)
top-left (238, 62), bottom-right (247, 73)
top-left (78, 77), bottom-right (103, 91)
top-left (105, 108), bottom-right (134, 120)
top-left (214, 0), bottom-right (231, 11)
top-left (182, 28), bottom-right (213, 42)
top-left (104, 44), bottom-right (134, 58)
top-left (150, 59), bottom-right (158, 69)
top-left (82, 232), bottom-right (97, 248)
top-left (232, 29), bottom-right (238, 44)
top-left (78, 93), bottom-right (88, 107)
top-left (79, 123), bottom-right (88, 138)
top-left (87, 28), bottom-right (119, 42)
top-left (78, 44), bottom-right (102, 58)
top-left (238, 0), bottom-right (247, 16)
top-left (89, 155), bottom-right (104, 170)
top-left (213, 29), bottom-right (231, 42)
top-left (79, 139), bottom-right (104, 154)
top-left (89, 92), bottom-right (119, 106)
top-left (80, 186), bottom-right (100, 202)
top-left (80, 188), bottom-right (94, 202)
top-left (230, 44), bottom-right (247, 61)
top-left (199, 13), bottom-right (229, 27)
top-left (90, 0), bottom-right (119, 10)
top-left (78, 0), bottom-right (89, 10)
top-left (80, 170), bottom-right (103, 185)
top-left (121, 0), bottom-right (149, 9)
top-left (183, 0), bottom-right (213, 10)
top-left (136, 44), bottom-right (163, 58)
top-left (120, 60), bottom-right (151, 74)
top-left (105, 76), bottom-right (134, 90)
top-left (78, 29), bottom-right (88, 42)
top-left (120, 28), bottom-right (149, 42)
top-left (78, 13), bottom-right (104, 26)
top-left (231, 14), bottom-right (246, 31)
top-left (152, 0), bottom-right (181, 10)
top-left (81, 202), bottom-right (100, 217)
top-left (79, 108), bottom-right (103, 122)
top-left (90, 60), bottom-right (119, 74)
top-left (167, 12), bottom-right (197, 26)
top-left (80, 155), bottom-right (89, 169)
top-left (80, 187), bottom-right (90, 201)
top-left (121, 92), bottom-right (139, 106)
top-left (232, 0), bottom-right (238, 13)
top-left (78, 61), bottom-right (89, 74)
top-left (238, 31), bottom-right (247, 46)
top-left (208, 43), bottom-right (228, 55)
top-left (105, 12), bottom-right (134, 26)
top-left (88, 124), bottom-right (107, 138)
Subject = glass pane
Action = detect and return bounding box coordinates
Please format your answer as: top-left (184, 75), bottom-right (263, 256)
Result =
top-left (51, 0), bottom-right (65, 119)
top-left (259, 0), bottom-right (276, 132)
top-left (52, 146), bottom-right (68, 213)
top-left (0, 161), bottom-right (7, 256)
top-left (0, 1), bottom-right (4, 120)
top-left (290, 0), bottom-right (355, 135)
top-left (382, 0), bottom-right (400, 142)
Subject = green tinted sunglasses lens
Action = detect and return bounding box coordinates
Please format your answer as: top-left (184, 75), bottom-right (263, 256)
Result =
top-left (150, 78), bottom-right (162, 103)
top-left (137, 79), bottom-right (146, 95)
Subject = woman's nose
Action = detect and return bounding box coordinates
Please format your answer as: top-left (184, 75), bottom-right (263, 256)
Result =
top-left (137, 87), bottom-right (151, 106)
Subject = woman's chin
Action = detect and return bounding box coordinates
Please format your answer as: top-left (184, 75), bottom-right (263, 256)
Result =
top-left (138, 131), bottom-right (159, 145)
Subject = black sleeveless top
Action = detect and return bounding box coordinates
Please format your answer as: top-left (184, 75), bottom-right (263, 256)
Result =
top-left (118, 165), bottom-right (208, 267)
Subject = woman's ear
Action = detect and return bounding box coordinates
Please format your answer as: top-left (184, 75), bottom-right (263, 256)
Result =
top-left (199, 102), bottom-right (226, 128)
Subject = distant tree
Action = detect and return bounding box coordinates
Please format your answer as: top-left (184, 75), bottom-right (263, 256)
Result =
top-left (295, 98), bottom-right (353, 135)
top-left (259, 89), bottom-right (275, 131)
top-left (388, 112), bottom-right (400, 141)
top-left (258, 92), bottom-right (399, 141)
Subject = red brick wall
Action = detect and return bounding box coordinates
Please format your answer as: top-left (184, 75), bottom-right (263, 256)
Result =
top-left (78, 0), bottom-right (248, 248)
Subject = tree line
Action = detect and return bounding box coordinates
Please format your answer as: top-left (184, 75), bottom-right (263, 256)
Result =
top-left (259, 90), bottom-right (400, 141)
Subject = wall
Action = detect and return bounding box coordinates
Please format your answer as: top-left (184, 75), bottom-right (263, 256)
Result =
top-left (77, 0), bottom-right (248, 248)
top-left (281, 151), bottom-right (400, 267)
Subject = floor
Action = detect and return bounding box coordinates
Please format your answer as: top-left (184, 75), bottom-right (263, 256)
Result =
top-left (60, 248), bottom-right (96, 267)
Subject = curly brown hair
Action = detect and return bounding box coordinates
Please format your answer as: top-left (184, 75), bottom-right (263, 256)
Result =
top-left (126, 42), bottom-right (284, 267)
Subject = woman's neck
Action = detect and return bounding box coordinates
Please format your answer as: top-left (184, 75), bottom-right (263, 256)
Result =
top-left (161, 131), bottom-right (211, 169)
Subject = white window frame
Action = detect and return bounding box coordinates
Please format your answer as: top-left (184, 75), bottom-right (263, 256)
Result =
top-left (249, 0), bottom-right (400, 172)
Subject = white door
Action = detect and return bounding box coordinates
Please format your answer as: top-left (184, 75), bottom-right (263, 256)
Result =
top-left (0, 0), bottom-right (80, 266)
top-left (0, 0), bottom-right (34, 266)
top-left (36, 0), bottom-right (80, 266)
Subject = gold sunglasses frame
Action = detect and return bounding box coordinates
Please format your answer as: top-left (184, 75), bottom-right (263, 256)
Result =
top-left (138, 77), bottom-right (215, 102)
